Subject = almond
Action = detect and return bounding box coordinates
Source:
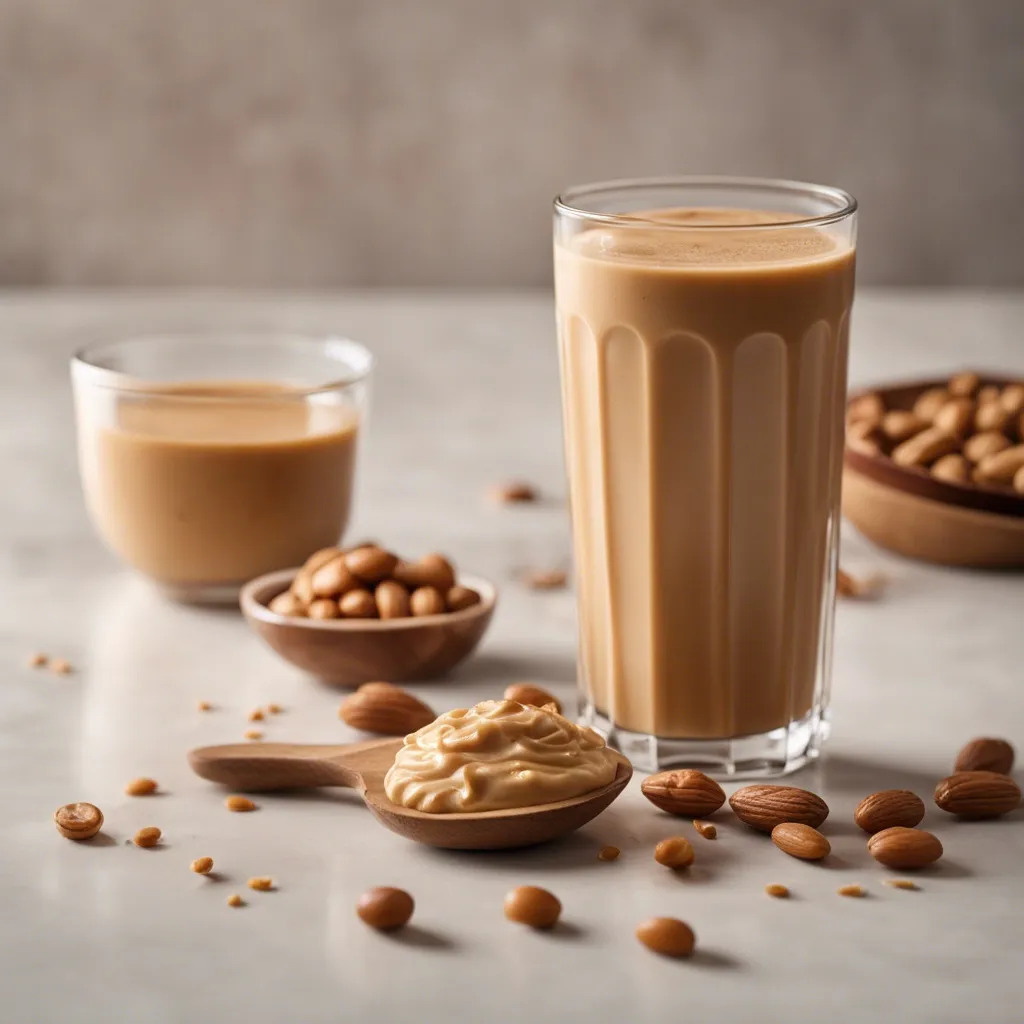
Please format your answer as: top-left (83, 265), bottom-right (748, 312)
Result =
top-left (343, 546), bottom-right (399, 583)
top-left (934, 771), bottom-right (1021, 819)
top-left (867, 827), bottom-right (943, 869)
top-left (853, 790), bottom-right (926, 834)
top-left (771, 822), bottom-right (831, 861)
top-left (729, 785), bottom-right (829, 832)
top-left (339, 682), bottom-right (435, 736)
top-left (954, 737), bottom-right (1015, 775)
top-left (641, 769), bottom-right (726, 817)
top-left (504, 683), bottom-right (561, 714)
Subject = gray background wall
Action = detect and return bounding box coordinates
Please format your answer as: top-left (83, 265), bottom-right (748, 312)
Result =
top-left (0, 0), bottom-right (1022, 288)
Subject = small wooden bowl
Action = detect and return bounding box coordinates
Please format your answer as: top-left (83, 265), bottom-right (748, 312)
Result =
top-left (241, 569), bottom-right (497, 686)
top-left (843, 376), bottom-right (1024, 568)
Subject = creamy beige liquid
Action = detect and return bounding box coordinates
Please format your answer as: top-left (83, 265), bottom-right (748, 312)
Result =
top-left (81, 383), bottom-right (359, 587)
top-left (555, 208), bottom-right (855, 739)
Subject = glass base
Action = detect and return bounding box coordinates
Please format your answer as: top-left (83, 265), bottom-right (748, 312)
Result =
top-left (580, 703), bottom-right (829, 779)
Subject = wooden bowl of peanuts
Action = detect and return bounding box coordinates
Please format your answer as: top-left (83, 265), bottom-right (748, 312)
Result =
top-left (843, 372), bottom-right (1024, 567)
top-left (241, 545), bottom-right (497, 686)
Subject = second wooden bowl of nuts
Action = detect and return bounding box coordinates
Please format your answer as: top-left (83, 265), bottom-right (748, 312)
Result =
top-left (241, 546), bottom-right (497, 686)
top-left (843, 372), bottom-right (1024, 568)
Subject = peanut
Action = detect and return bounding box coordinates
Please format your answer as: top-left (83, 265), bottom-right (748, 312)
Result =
top-left (882, 410), bottom-right (928, 442)
top-left (375, 580), bottom-right (411, 619)
top-left (338, 589), bottom-right (378, 618)
top-left (1000, 383), bottom-right (1024, 415)
top-left (975, 444), bottom-right (1024, 484)
top-left (409, 586), bottom-right (446, 617)
top-left (846, 418), bottom-right (882, 456)
top-left (124, 777), bottom-right (158, 797)
top-left (891, 427), bottom-right (959, 468)
top-left (133, 826), bottom-right (161, 848)
top-left (947, 371), bottom-right (980, 397)
top-left (307, 598), bottom-right (340, 620)
top-left (598, 845), bottom-right (621, 861)
top-left (963, 430), bottom-right (1011, 463)
top-left (654, 836), bottom-right (695, 869)
top-left (847, 392), bottom-right (885, 426)
top-left (931, 454), bottom-right (970, 484)
top-left (635, 918), bottom-right (696, 958)
top-left (932, 398), bottom-right (975, 438)
top-left (764, 883), bottom-right (790, 898)
top-left (446, 585), bottom-right (482, 612)
top-left (357, 887), bottom-right (415, 931)
top-left (191, 857), bottom-right (214, 874)
top-left (975, 401), bottom-right (1011, 433)
top-left (247, 877), bottom-right (274, 891)
top-left (503, 886), bottom-right (561, 929)
top-left (225, 795), bottom-right (257, 812)
top-left (912, 387), bottom-right (950, 422)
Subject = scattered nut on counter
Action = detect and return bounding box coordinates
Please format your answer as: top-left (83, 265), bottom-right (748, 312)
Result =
top-left (654, 836), bottom-right (695, 869)
top-left (225, 795), bottom-right (257, 813)
top-left (522, 568), bottom-right (568, 590)
top-left (770, 823), bottom-right (831, 861)
top-left (954, 736), bottom-right (1015, 775)
top-left (884, 879), bottom-right (919, 891)
top-left (49, 658), bottom-right (73, 675)
top-left (693, 820), bottom-right (717, 840)
top-left (339, 682), bottom-right (435, 736)
top-left (866, 827), bottom-right (943, 869)
top-left (244, 729), bottom-right (264, 741)
top-left (196, 700), bottom-right (213, 712)
top-left (933, 771), bottom-right (1021, 819)
top-left (267, 703), bottom-right (283, 715)
top-left (490, 481), bottom-right (538, 504)
top-left (124, 777), bottom-right (158, 797)
top-left (853, 790), bottom-right (926, 834)
top-left (248, 876), bottom-right (274, 891)
top-left (837, 884), bottom-right (867, 898)
top-left (226, 894), bottom-right (244, 908)
top-left (54, 802), bottom-right (103, 841)
top-left (503, 682), bottom-right (561, 713)
top-left (269, 545), bottom-right (480, 620)
top-left (598, 845), bottom-right (620, 862)
top-left (836, 568), bottom-right (885, 599)
top-left (357, 887), bottom-right (415, 931)
top-left (635, 917), bottom-right (696, 958)
top-left (847, 373), bottom-right (1024, 493)
top-left (27, 652), bottom-right (48, 669)
top-left (191, 857), bottom-right (214, 875)
top-left (133, 826), bottom-right (162, 848)
top-left (729, 785), bottom-right (829, 832)
top-left (764, 883), bottom-right (790, 899)
top-left (641, 769), bottom-right (726, 817)
top-left (248, 708), bottom-right (265, 722)
top-left (504, 886), bottom-right (561, 929)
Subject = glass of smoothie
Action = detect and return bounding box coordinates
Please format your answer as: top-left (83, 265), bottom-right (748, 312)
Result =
top-left (554, 177), bottom-right (857, 776)
top-left (72, 332), bottom-right (372, 603)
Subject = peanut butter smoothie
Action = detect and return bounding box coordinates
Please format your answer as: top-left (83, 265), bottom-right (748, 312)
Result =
top-left (73, 334), bottom-right (372, 600)
top-left (80, 383), bottom-right (359, 591)
top-left (554, 181), bottom-right (857, 774)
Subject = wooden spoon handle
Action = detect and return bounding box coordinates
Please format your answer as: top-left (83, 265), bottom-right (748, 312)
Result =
top-left (187, 741), bottom-right (383, 792)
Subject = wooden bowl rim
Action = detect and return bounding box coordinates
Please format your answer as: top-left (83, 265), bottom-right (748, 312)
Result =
top-left (845, 374), bottom-right (1024, 520)
top-left (240, 568), bottom-right (498, 632)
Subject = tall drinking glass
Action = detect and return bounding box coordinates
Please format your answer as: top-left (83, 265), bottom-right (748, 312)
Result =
top-left (554, 177), bottom-right (857, 776)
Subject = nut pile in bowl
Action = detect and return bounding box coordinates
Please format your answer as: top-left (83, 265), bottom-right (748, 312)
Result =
top-left (267, 545), bottom-right (482, 620)
top-left (847, 372), bottom-right (1024, 494)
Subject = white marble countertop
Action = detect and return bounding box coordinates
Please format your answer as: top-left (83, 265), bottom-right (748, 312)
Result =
top-left (3, 289), bottom-right (1023, 1024)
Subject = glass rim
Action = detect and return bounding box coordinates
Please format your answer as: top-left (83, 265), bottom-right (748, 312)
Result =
top-left (554, 175), bottom-right (858, 231)
top-left (70, 330), bottom-right (374, 398)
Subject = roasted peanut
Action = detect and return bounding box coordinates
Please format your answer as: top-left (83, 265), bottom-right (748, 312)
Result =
top-left (191, 857), bottom-right (214, 874)
top-left (307, 598), bottom-right (341, 620)
top-left (847, 392), bottom-right (886, 426)
top-left (375, 580), bottom-right (411, 619)
top-left (269, 591), bottom-right (306, 617)
top-left (891, 428), bottom-right (959, 468)
top-left (882, 410), bottom-right (928, 443)
top-left (932, 398), bottom-right (975, 438)
top-left (124, 777), bottom-right (158, 797)
top-left (344, 546), bottom-right (399, 583)
top-left (357, 887), bottom-right (415, 930)
top-left (445, 585), bottom-right (481, 612)
top-left (948, 371), bottom-right (980, 397)
top-left (931, 454), bottom-right (971, 484)
top-left (504, 886), bottom-right (561, 929)
top-left (912, 387), bottom-right (950, 422)
top-left (846, 418), bottom-right (882, 456)
top-left (963, 430), bottom-right (1012, 463)
top-left (133, 826), bottom-right (161, 848)
top-left (409, 586), bottom-right (446, 617)
top-left (635, 917), bottom-right (696, 958)
top-left (975, 444), bottom-right (1024, 485)
top-left (393, 554), bottom-right (456, 592)
top-left (339, 589), bottom-right (378, 618)
top-left (975, 401), bottom-right (1011, 434)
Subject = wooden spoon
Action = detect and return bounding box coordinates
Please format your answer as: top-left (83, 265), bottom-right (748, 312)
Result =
top-left (188, 738), bottom-right (632, 850)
